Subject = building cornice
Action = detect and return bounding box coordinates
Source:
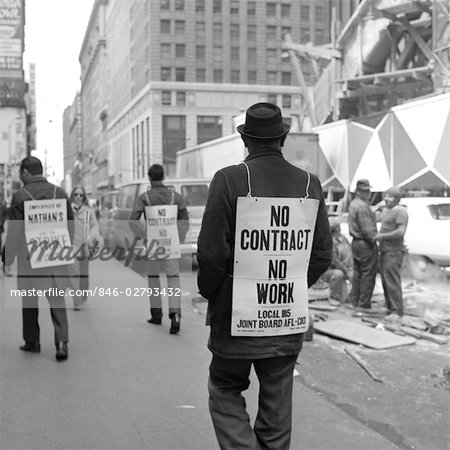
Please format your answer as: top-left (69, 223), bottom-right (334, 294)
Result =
top-left (107, 81), bottom-right (301, 130)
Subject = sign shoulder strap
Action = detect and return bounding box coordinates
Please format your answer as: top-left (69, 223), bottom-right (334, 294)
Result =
top-left (23, 188), bottom-right (35, 200)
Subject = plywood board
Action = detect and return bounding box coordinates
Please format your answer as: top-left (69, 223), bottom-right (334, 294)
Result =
top-left (314, 319), bottom-right (416, 349)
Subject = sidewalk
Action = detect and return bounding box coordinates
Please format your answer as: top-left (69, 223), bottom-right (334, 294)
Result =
top-left (1, 258), bottom-right (402, 450)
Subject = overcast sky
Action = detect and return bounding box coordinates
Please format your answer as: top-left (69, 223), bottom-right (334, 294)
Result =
top-left (23, 0), bottom-right (95, 182)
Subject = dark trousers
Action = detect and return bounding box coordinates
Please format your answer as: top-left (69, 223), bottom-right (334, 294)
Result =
top-left (208, 354), bottom-right (298, 450)
top-left (350, 240), bottom-right (377, 308)
top-left (22, 290), bottom-right (68, 345)
top-left (147, 259), bottom-right (181, 318)
top-left (380, 249), bottom-right (404, 315)
top-left (73, 257), bottom-right (89, 305)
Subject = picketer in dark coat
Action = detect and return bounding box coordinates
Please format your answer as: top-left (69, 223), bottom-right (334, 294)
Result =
top-left (5, 157), bottom-right (74, 361)
top-left (197, 103), bottom-right (332, 449)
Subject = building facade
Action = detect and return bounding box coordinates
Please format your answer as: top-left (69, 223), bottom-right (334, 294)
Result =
top-left (0, 0), bottom-right (27, 202)
top-left (62, 93), bottom-right (83, 193)
top-left (74, 0), bottom-right (359, 194)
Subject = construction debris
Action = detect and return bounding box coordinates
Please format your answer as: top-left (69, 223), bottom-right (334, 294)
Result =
top-left (345, 347), bottom-right (383, 383)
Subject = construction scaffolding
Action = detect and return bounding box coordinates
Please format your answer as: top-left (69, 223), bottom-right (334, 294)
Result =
top-left (283, 0), bottom-right (450, 127)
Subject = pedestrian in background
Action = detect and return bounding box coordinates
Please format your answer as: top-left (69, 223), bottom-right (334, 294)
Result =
top-left (129, 164), bottom-right (189, 334)
top-left (348, 179), bottom-right (378, 312)
top-left (4, 156), bottom-right (74, 361)
top-left (373, 187), bottom-right (408, 318)
top-left (320, 217), bottom-right (353, 306)
top-left (0, 197), bottom-right (11, 276)
top-left (69, 186), bottom-right (100, 310)
top-left (197, 103), bottom-right (332, 449)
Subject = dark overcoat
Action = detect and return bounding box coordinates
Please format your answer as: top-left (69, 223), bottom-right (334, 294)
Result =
top-left (5, 175), bottom-right (75, 291)
top-left (197, 150), bottom-right (332, 359)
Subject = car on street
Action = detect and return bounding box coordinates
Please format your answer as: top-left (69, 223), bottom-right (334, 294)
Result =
top-left (98, 190), bottom-right (119, 248)
top-left (111, 178), bottom-right (210, 262)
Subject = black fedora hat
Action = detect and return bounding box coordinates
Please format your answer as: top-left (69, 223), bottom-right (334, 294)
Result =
top-left (237, 103), bottom-right (290, 140)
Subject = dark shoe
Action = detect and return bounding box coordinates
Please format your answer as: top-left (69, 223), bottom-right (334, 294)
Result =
top-left (169, 313), bottom-right (181, 334)
top-left (20, 342), bottom-right (41, 353)
top-left (55, 341), bottom-right (68, 361)
top-left (147, 317), bottom-right (162, 325)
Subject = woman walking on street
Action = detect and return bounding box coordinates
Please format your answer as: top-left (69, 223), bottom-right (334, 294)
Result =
top-left (70, 186), bottom-right (100, 310)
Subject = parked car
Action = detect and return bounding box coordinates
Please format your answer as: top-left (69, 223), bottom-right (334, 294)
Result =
top-left (98, 190), bottom-right (119, 248)
top-left (339, 197), bottom-right (450, 272)
top-left (111, 178), bottom-right (210, 261)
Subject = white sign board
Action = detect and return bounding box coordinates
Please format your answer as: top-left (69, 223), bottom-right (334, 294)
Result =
top-left (232, 197), bottom-right (319, 337)
top-left (145, 205), bottom-right (180, 260)
top-left (24, 199), bottom-right (73, 268)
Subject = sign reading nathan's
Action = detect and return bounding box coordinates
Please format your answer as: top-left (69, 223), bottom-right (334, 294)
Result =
top-left (24, 199), bottom-right (73, 268)
top-left (232, 197), bottom-right (319, 337)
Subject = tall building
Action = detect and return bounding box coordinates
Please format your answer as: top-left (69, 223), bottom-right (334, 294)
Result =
top-left (0, 0), bottom-right (27, 202)
top-left (62, 93), bottom-right (83, 193)
top-left (76, 0), bottom-right (359, 194)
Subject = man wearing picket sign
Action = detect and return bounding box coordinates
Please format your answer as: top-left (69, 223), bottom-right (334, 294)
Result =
top-left (4, 156), bottom-right (74, 361)
top-left (129, 164), bottom-right (189, 335)
top-left (197, 103), bottom-right (332, 449)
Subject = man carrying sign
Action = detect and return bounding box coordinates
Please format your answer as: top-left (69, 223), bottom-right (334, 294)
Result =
top-left (130, 164), bottom-right (189, 334)
top-left (197, 103), bottom-right (332, 449)
top-left (4, 157), bottom-right (74, 361)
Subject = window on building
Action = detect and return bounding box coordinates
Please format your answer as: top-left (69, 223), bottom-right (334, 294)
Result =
top-left (247, 2), bottom-right (256, 16)
top-left (195, 0), bottom-right (205, 13)
top-left (213, 46), bottom-right (223, 63)
top-left (315, 5), bottom-right (324, 23)
top-left (213, 0), bottom-right (222, 13)
top-left (161, 67), bottom-right (171, 81)
top-left (282, 95), bottom-right (291, 108)
top-left (176, 91), bottom-right (186, 106)
top-left (161, 19), bottom-right (171, 34)
top-left (248, 70), bottom-right (257, 84)
top-left (213, 69), bottom-right (223, 83)
top-left (231, 70), bottom-right (240, 83)
top-left (267, 71), bottom-right (278, 84)
top-left (267, 48), bottom-right (277, 64)
top-left (196, 21), bottom-right (205, 39)
top-left (162, 91), bottom-right (172, 105)
top-left (196, 68), bottom-right (206, 82)
top-left (268, 94), bottom-right (277, 104)
top-left (160, 0), bottom-right (170, 10)
top-left (230, 0), bottom-right (239, 14)
top-left (175, 44), bottom-right (185, 58)
top-left (301, 5), bottom-right (310, 19)
top-left (175, 20), bottom-right (185, 35)
top-left (266, 3), bottom-right (276, 16)
top-left (162, 115), bottom-right (186, 165)
top-left (175, 68), bottom-right (186, 81)
top-left (282, 26), bottom-right (291, 38)
top-left (231, 47), bottom-right (239, 62)
top-left (161, 43), bottom-right (171, 58)
top-left (213, 22), bottom-right (222, 41)
top-left (230, 23), bottom-right (239, 41)
top-left (281, 3), bottom-right (291, 17)
top-left (248, 47), bottom-right (257, 64)
top-left (197, 116), bottom-right (222, 144)
top-left (300, 27), bottom-right (310, 43)
top-left (196, 45), bottom-right (205, 60)
top-left (315, 28), bottom-right (324, 44)
top-left (247, 24), bottom-right (256, 42)
top-left (175, 0), bottom-right (184, 11)
top-left (267, 26), bottom-right (277, 41)
top-left (281, 72), bottom-right (291, 85)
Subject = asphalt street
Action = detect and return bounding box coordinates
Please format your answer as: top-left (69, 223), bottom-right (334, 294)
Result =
top-left (0, 257), bottom-right (447, 450)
